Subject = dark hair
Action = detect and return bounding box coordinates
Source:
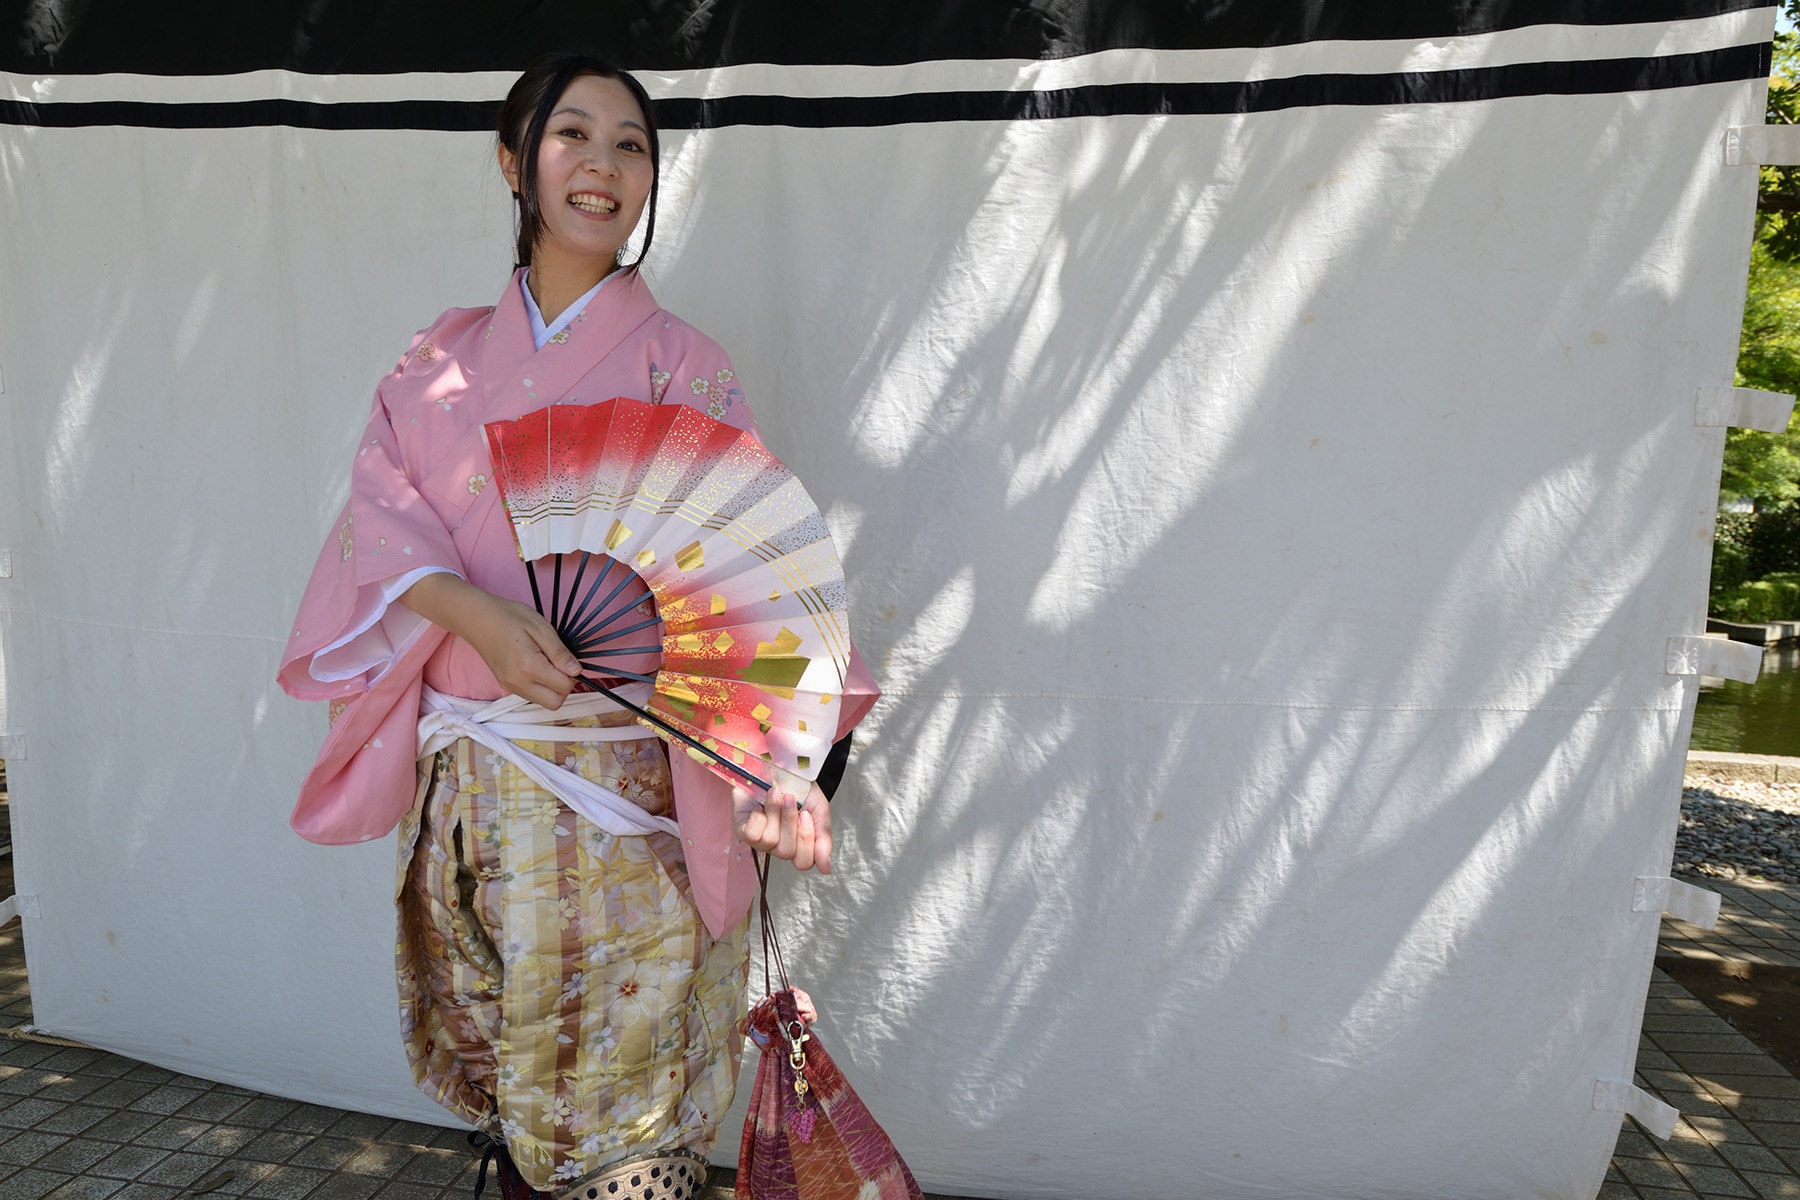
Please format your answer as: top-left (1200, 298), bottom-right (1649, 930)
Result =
top-left (496, 53), bottom-right (661, 272)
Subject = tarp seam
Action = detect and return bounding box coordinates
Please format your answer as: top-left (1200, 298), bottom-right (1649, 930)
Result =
top-left (4, 607), bottom-right (284, 645)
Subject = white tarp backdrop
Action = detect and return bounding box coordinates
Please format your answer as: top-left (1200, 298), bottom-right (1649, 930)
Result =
top-left (0, 4), bottom-right (1779, 1197)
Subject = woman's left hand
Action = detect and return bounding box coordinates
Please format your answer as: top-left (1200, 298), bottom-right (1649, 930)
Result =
top-left (733, 772), bottom-right (832, 874)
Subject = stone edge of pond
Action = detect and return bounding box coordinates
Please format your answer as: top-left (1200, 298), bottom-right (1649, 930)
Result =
top-left (1705, 617), bottom-right (1800, 647)
top-left (1687, 750), bottom-right (1800, 784)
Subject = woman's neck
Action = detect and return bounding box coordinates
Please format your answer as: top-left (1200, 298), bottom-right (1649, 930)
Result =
top-left (526, 254), bottom-right (618, 324)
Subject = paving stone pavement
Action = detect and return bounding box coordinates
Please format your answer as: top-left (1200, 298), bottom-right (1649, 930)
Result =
top-left (0, 919), bottom-right (746, 1199)
top-left (2, 882), bottom-right (1800, 1197)
top-left (1599, 876), bottom-right (1800, 1200)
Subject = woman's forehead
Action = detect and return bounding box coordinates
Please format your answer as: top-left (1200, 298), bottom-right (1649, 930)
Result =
top-left (553, 75), bottom-right (644, 126)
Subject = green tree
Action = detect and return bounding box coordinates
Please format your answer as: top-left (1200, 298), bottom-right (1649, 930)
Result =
top-left (1758, 4), bottom-right (1800, 261)
top-left (1728, 243), bottom-right (1800, 508)
top-left (1727, 2), bottom-right (1800, 509)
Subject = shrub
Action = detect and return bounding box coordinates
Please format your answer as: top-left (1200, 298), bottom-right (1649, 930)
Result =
top-left (1711, 572), bottom-right (1800, 622)
top-left (1750, 508), bottom-right (1800, 578)
top-left (1713, 511), bottom-right (1756, 595)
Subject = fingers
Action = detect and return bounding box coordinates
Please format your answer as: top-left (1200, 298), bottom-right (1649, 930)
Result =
top-left (456, 591), bottom-right (583, 709)
top-left (792, 806), bottom-right (815, 872)
top-left (808, 788), bottom-right (832, 876)
top-left (733, 783), bottom-right (779, 851)
top-left (729, 780), bottom-right (834, 876)
top-left (738, 802), bottom-right (773, 850)
top-left (773, 787), bottom-right (800, 863)
top-left (732, 786), bottom-right (799, 857)
top-left (507, 606), bottom-right (580, 709)
top-left (506, 641), bottom-right (576, 710)
top-left (524, 617), bottom-right (582, 678)
top-left (515, 673), bottom-right (573, 710)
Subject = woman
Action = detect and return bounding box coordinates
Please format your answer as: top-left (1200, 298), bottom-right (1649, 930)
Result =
top-left (277, 54), bottom-right (879, 1200)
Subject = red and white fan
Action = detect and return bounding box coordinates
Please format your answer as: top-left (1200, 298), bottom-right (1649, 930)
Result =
top-left (483, 398), bottom-right (853, 791)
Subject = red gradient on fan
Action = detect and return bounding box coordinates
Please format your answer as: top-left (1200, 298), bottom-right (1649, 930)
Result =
top-left (485, 399), bottom-right (852, 787)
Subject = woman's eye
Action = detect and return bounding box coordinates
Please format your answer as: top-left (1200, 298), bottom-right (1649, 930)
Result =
top-left (558, 127), bottom-right (586, 140)
top-left (618, 140), bottom-right (644, 153)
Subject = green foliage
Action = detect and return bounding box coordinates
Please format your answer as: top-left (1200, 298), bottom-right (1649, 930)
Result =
top-left (1752, 508), bottom-right (1800, 576)
top-left (1726, 241), bottom-right (1800, 507)
top-left (1706, 5), bottom-right (1800, 600)
top-left (1713, 511), bottom-right (1756, 595)
top-left (1711, 573), bottom-right (1800, 623)
top-left (1709, 510), bottom-right (1800, 600)
top-left (1760, 8), bottom-right (1800, 261)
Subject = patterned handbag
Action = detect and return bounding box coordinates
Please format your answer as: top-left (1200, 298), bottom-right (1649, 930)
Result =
top-left (736, 857), bottom-right (925, 1200)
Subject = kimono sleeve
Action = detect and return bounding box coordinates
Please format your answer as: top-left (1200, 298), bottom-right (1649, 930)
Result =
top-left (660, 336), bottom-right (763, 440)
top-left (277, 364), bottom-right (466, 702)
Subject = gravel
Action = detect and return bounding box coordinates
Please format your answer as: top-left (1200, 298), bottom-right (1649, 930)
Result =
top-left (1676, 772), bottom-right (1800, 886)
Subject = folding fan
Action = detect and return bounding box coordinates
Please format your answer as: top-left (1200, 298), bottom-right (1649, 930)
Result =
top-left (483, 399), bottom-right (853, 792)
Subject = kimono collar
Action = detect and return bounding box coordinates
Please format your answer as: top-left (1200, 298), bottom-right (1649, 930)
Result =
top-left (481, 266), bottom-right (663, 424)
top-left (522, 269), bottom-right (613, 349)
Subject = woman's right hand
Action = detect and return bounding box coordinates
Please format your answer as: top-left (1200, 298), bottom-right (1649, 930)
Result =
top-left (397, 573), bottom-right (581, 709)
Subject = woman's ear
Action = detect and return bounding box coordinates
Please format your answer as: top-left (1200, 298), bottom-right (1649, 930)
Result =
top-left (497, 142), bottom-right (520, 196)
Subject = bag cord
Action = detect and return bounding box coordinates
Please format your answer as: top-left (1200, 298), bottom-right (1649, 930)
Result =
top-left (756, 851), bottom-right (792, 1000)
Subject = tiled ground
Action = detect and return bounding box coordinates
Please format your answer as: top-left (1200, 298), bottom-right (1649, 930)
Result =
top-left (0, 918), bottom-right (493, 1199)
top-left (0, 769), bottom-right (1795, 1197)
top-left (1603, 970), bottom-right (1800, 1199)
top-left (4, 922), bottom-right (1797, 1200)
top-left (1595, 878), bottom-right (1800, 1200)
top-left (1661, 877), bottom-right (1800, 969)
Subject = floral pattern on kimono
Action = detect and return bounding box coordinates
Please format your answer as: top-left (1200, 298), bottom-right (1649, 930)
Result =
top-left (397, 716), bottom-right (749, 1189)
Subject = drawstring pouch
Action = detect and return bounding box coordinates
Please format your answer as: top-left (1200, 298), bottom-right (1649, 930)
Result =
top-left (735, 854), bottom-right (925, 1200)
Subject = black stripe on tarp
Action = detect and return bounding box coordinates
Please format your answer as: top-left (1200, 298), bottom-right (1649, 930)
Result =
top-left (0, 0), bottom-right (1771, 75)
top-left (0, 43), bottom-right (1770, 132)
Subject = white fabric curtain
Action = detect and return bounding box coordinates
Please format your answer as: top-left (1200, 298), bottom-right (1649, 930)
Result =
top-left (0, 9), bottom-right (1771, 1196)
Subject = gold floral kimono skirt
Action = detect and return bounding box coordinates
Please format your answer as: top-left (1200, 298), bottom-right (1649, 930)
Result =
top-left (394, 713), bottom-right (750, 1191)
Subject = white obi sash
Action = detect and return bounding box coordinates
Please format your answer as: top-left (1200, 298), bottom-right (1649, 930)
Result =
top-left (416, 685), bottom-right (679, 838)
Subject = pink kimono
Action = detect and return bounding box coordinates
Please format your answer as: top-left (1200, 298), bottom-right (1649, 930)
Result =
top-left (278, 269), bottom-right (879, 939)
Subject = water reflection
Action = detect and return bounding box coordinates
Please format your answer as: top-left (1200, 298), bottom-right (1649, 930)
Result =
top-left (1692, 644), bottom-right (1800, 756)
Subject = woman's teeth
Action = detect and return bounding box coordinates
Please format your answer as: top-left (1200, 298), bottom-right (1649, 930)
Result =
top-left (570, 195), bottom-right (618, 214)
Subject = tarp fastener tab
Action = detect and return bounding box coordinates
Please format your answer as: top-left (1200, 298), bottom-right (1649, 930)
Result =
top-left (1725, 125), bottom-right (1800, 167)
top-left (1594, 1079), bottom-right (1680, 1139)
top-left (1666, 636), bottom-right (1762, 685)
top-left (1633, 876), bottom-right (1721, 929)
top-left (1696, 386), bottom-right (1796, 433)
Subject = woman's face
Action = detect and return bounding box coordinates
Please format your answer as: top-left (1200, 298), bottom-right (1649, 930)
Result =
top-left (500, 74), bottom-right (654, 271)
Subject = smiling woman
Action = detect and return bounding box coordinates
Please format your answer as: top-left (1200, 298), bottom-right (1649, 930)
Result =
top-left (273, 52), bottom-right (880, 1200)
top-left (494, 62), bottom-right (659, 322)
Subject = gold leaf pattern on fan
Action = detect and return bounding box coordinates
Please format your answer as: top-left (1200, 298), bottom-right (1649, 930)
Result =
top-left (737, 628), bottom-right (810, 700)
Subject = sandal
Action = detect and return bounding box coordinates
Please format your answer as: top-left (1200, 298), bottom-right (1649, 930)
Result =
top-left (552, 1149), bottom-right (709, 1200)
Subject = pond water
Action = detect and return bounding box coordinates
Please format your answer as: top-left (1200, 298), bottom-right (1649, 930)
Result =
top-left (1691, 644), bottom-right (1800, 757)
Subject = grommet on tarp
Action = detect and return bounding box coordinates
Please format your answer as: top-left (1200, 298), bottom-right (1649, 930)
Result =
top-left (1594, 1079), bottom-right (1680, 1140)
top-left (1633, 876), bottom-right (1721, 930)
top-left (1696, 386), bottom-right (1796, 434)
top-left (1725, 125), bottom-right (1800, 167)
top-left (1666, 636), bottom-right (1762, 685)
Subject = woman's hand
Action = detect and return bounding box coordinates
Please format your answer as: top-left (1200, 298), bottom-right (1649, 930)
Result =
top-left (733, 770), bottom-right (832, 874)
top-left (398, 573), bottom-right (580, 709)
